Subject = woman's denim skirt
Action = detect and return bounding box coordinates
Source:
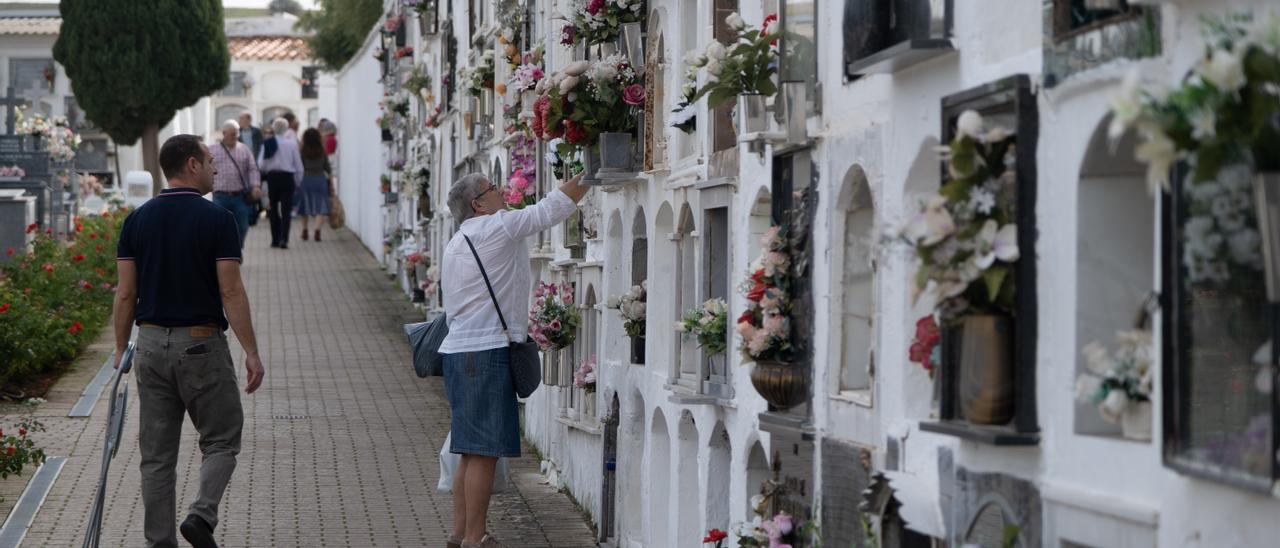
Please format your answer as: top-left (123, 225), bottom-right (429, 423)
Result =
top-left (443, 347), bottom-right (521, 457)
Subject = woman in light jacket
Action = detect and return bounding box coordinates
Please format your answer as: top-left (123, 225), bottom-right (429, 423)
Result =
top-left (439, 171), bottom-right (587, 548)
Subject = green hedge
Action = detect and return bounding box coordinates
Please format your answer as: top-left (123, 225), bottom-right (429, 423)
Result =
top-left (0, 212), bottom-right (122, 385)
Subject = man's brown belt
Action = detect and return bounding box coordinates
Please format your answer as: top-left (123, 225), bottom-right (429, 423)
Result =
top-left (139, 323), bottom-right (220, 338)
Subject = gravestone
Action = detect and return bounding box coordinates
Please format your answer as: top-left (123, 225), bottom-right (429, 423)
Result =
top-left (0, 189), bottom-right (35, 262)
top-left (123, 171), bottom-right (155, 208)
top-left (0, 87), bottom-right (53, 227)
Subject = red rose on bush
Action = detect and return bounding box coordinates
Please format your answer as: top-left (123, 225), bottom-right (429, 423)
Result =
top-left (42, 263), bottom-right (54, 274)
top-left (68, 321), bottom-right (83, 335)
top-left (71, 254), bottom-right (85, 263)
top-left (0, 303), bottom-right (9, 313)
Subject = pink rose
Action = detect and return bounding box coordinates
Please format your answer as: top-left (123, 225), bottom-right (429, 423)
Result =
top-left (623, 84), bottom-right (646, 106)
top-left (586, 0), bottom-right (605, 15)
top-left (550, 319), bottom-right (562, 330)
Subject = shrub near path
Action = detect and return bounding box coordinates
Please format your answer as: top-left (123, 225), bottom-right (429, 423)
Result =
top-left (0, 212), bottom-right (123, 390)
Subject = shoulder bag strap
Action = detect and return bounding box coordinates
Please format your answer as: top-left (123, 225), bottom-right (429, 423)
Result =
top-left (219, 143), bottom-right (251, 194)
top-left (462, 234), bottom-right (511, 343)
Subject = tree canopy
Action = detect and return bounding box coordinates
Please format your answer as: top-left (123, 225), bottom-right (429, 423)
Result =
top-left (268, 0), bottom-right (304, 16)
top-left (298, 0), bottom-right (382, 72)
top-left (53, 0), bottom-right (230, 147)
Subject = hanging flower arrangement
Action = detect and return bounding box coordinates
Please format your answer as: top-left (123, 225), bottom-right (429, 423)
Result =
top-left (573, 355), bottom-right (597, 392)
top-left (736, 226), bottom-right (795, 363)
top-left (605, 281), bottom-right (646, 338)
top-left (565, 0), bottom-right (643, 46)
top-left (531, 54), bottom-right (642, 156)
top-left (1075, 329), bottom-right (1154, 424)
top-left (681, 13), bottom-right (779, 110)
top-left (1108, 14), bottom-right (1280, 192)
top-left (529, 281), bottom-right (581, 351)
top-left (458, 52), bottom-right (496, 96)
top-left (405, 65), bottom-right (434, 103)
top-left (496, 0), bottom-right (525, 67)
top-left (394, 46), bottom-right (415, 60)
top-left (677, 298), bottom-right (728, 355)
top-left (898, 110), bottom-right (1019, 321)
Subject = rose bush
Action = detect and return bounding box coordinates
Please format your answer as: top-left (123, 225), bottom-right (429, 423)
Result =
top-left (0, 212), bottom-right (123, 386)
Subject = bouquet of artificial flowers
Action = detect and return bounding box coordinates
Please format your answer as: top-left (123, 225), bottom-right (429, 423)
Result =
top-left (565, 0), bottom-right (643, 46)
top-left (605, 282), bottom-right (646, 337)
top-left (1075, 329), bottom-right (1153, 423)
top-left (678, 298), bottom-right (728, 355)
top-left (573, 355), bottom-right (597, 392)
top-left (736, 226), bottom-right (794, 363)
top-left (529, 281), bottom-right (581, 350)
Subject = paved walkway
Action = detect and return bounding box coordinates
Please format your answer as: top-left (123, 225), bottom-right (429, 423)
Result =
top-left (6, 221), bottom-right (596, 547)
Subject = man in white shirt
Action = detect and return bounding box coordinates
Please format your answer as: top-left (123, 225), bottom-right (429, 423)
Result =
top-left (438, 171), bottom-right (587, 548)
top-left (257, 118), bottom-right (304, 248)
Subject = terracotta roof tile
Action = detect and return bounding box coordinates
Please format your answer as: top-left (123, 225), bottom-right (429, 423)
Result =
top-left (0, 17), bottom-right (61, 35)
top-left (227, 36), bottom-right (311, 61)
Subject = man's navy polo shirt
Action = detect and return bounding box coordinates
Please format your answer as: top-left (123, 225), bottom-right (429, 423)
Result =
top-left (116, 188), bottom-right (242, 330)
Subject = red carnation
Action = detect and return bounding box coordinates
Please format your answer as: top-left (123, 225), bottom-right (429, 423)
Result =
top-left (586, 0), bottom-right (605, 15)
top-left (75, 223), bottom-right (83, 232)
top-left (563, 120), bottom-right (588, 144)
top-left (703, 528), bottom-right (729, 544)
top-left (6, 447), bottom-right (13, 456)
top-left (746, 282), bottom-right (767, 302)
top-left (750, 268), bottom-right (766, 283)
top-left (737, 310), bottom-right (754, 325)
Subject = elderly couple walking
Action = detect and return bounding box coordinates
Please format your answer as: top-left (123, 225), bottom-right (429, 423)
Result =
top-left (112, 134), bottom-right (587, 548)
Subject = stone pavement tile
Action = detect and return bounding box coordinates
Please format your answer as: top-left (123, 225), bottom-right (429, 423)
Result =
top-left (8, 221), bottom-right (596, 547)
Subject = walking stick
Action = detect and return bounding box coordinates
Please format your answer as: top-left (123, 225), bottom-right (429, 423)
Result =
top-left (82, 342), bottom-right (135, 548)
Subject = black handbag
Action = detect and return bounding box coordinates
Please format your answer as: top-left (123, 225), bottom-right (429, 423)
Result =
top-left (463, 235), bottom-right (542, 398)
top-left (404, 312), bottom-right (448, 378)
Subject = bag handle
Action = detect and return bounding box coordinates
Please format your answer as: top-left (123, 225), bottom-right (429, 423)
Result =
top-left (219, 142), bottom-right (252, 194)
top-left (462, 234), bottom-right (512, 343)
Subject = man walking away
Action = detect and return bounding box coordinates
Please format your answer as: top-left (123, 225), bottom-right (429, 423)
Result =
top-left (258, 118), bottom-right (303, 249)
top-left (237, 113), bottom-right (265, 227)
top-left (210, 120), bottom-right (261, 248)
top-left (111, 134), bottom-right (266, 548)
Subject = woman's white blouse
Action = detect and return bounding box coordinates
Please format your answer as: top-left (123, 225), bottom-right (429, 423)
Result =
top-left (438, 189), bottom-right (577, 354)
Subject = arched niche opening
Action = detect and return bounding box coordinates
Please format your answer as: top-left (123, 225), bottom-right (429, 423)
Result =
top-left (215, 104), bottom-right (248, 127)
top-left (1074, 114), bottom-right (1152, 438)
top-left (706, 421), bottom-right (731, 533)
top-left (644, 8), bottom-right (667, 171)
top-left (836, 165), bottom-right (876, 394)
top-left (745, 441), bottom-right (771, 518)
top-left (654, 202), bottom-right (675, 373)
top-left (623, 390), bottom-right (647, 541)
top-left (747, 186), bottom-right (773, 263)
top-left (648, 408), bottom-right (671, 540)
top-left (676, 411), bottom-right (701, 545)
top-left (630, 207), bottom-right (649, 364)
top-left (675, 204), bottom-right (699, 382)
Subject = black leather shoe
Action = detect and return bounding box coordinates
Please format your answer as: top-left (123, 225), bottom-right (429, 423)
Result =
top-left (179, 514), bottom-right (218, 548)
top-left (270, 242), bottom-right (280, 248)
top-left (280, 243), bottom-right (289, 249)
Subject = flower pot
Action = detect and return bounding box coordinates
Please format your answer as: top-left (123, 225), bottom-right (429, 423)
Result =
top-left (630, 335), bottom-right (645, 364)
top-left (597, 41), bottom-right (618, 59)
top-left (479, 89), bottom-right (494, 122)
top-left (580, 146), bottom-right (602, 185)
top-left (521, 91), bottom-right (536, 114)
top-left (736, 93), bottom-right (768, 135)
top-left (952, 314), bottom-right (1015, 425)
top-left (584, 393), bottom-right (596, 418)
top-left (418, 7), bottom-right (437, 35)
top-left (1120, 400), bottom-right (1152, 441)
top-left (749, 359), bottom-right (808, 410)
top-left (595, 132), bottom-right (635, 177)
top-left (1253, 171), bottom-right (1280, 302)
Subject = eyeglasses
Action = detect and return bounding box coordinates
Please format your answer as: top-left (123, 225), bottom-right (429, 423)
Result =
top-left (474, 185), bottom-right (496, 201)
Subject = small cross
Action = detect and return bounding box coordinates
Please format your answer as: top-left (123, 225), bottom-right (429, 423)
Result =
top-left (1, 87), bottom-right (27, 136)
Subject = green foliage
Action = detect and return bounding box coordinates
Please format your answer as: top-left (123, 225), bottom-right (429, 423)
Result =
top-left (690, 26), bottom-right (780, 110)
top-left (53, 0), bottom-right (230, 146)
top-left (298, 0), bottom-right (383, 72)
top-left (0, 213), bottom-right (123, 385)
top-left (0, 400), bottom-right (48, 483)
top-left (268, 0), bottom-right (304, 15)
top-left (679, 299), bottom-right (728, 355)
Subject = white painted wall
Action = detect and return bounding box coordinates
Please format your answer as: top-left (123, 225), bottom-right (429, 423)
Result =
top-left (334, 25), bottom-right (386, 259)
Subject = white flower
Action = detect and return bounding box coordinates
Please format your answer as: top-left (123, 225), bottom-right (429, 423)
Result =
top-left (705, 41), bottom-right (727, 61)
top-left (969, 187), bottom-right (996, 215)
top-left (1228, 228), bottom-right (1262, 266)
top-left (1098, 389), bottom-right (1130, 423)
top-left (683, 50), bottom-right (702, 66)
top-left (1135, 127), bottom-right (1177, 194)
top-left (704, 59), bottom-right (723, 77)
top-left (560, 75), bottom-right (581, 94)
top-left (1081, 341), bottom-right (1111, 375)
top-left (1075, 374), bottom-right (1103, 403)
top-left (606, 295), bottom-right (621, 309)
top-left (725, 12), bottom-right (746, 31)
top-left (970, 220), bottom-right (1019, 269)
top-left (670, 105), bottom-right (696, 126)
top-left (1108, 70), bottom-right (1143, 141)
top-left (956, 110), bottom-right (984, 139)
top-left (1196, 49), bottom-right (1247, 93)
top-left (1190, 108), bottom-right (1217, 140)
top-left (904, 195), bottom-right (955, 246)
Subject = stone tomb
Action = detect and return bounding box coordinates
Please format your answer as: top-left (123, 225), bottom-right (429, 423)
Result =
top-left (0, 189), bottom-right (35, 261)
top-left (0, 135), bottom-right (52, 227)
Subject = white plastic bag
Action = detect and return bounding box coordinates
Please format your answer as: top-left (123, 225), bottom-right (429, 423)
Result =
top-left (436, 432), bottom-right (511, 493)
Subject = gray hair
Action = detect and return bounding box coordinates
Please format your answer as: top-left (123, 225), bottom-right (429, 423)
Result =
top-left (448, 173), bottom-right (490, 222)
top-left (271, 117), bottom-right (289, 134)
top-left (221, 119), bottom-right (239, 132)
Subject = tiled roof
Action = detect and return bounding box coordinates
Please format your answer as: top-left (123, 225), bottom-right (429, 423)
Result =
top-left (227, 36), bottom-right (311, 61)
top-left (0, 17), bottom-right (61, 35)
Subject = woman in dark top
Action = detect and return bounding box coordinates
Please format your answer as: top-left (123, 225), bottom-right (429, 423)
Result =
top-left (295, 128), bottom-right (333, 241)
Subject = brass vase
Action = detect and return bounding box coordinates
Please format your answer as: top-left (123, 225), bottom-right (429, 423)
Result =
top-left (953, 314), bottom-right (1015, 425)
top-left (749, 360), bottom-right (807, 410)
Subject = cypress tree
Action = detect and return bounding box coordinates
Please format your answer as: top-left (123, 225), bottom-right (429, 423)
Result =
top-left (53, 0), bottom-right (230, 192)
